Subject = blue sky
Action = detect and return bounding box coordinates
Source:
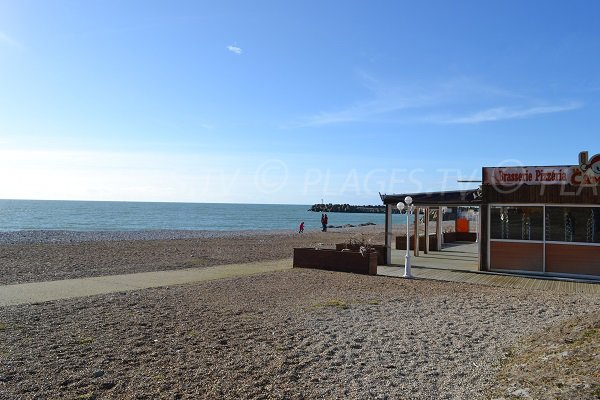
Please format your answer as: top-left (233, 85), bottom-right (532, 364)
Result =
top-left (1, 1), bottom-right (599, 204)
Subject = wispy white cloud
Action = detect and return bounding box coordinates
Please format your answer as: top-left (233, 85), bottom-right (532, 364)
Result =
top-left (0, 31), bottom-right (24, 50)
top-left (294, 73), bottom-right (582, 127)
top-left (442, 102), bottom-right (582, 124)
top-left (304, 100), bottom-right (409, 126)
top-left (227, 45), bottom-right (242, 55)
top-left (299, 74), bottom-right (438, 127)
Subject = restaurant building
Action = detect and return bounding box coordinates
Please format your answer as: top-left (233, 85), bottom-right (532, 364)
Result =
top-left (380, 151), bottom-right (600, 280)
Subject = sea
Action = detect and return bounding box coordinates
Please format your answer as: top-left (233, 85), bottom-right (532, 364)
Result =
top-left (0, 199), bottom-right (404, 232)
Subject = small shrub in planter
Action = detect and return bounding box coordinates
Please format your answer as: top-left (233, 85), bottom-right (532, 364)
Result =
top-left (335, 242), bottom-right (386, 265)
top-left (337, 235), bottom-right (387, 264)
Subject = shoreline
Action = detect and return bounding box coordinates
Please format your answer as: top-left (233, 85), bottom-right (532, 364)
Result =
top-left (0, 224), bottom-right (389, 245)
top-left (0, 219), bottom-right (461, 245)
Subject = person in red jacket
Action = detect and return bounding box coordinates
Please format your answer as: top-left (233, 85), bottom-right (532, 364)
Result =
top-left (321, 214), bottom-right (328, 232)
top-left (298, 221), bottom-right (304, 233)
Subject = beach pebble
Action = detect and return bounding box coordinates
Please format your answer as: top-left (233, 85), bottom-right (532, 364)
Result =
top-left (100, 381), bottom-right (116, 390)
top-left (93, 370), bottom-right (105, 378)
top-left (511, 388), bottom-right (531, 398)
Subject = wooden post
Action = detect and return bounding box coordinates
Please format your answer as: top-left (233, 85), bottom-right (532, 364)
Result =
top-left (479, 204), bottom-right (488, 271)
top-left (424, 207), bottom-right (430, 254)
top-left (384, 204), bottom-right (392, 265)
top-left (414, 208), bottom-right (420, 257)
top-left (436, 207), bottom-right (442, 251)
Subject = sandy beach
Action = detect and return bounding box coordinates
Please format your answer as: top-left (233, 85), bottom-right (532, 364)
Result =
top-left (1, 227), bottom-right (599, 399)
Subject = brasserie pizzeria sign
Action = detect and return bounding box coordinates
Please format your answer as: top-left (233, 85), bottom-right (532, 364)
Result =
top-left (483, 151), bottom-right (600, 186)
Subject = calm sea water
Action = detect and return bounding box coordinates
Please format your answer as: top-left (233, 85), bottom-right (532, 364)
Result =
top-left (0, 200), bottom-right (398, 232)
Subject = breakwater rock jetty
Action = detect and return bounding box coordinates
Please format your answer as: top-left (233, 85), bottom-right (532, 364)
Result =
top-left (308, 204), bottom-right (393, 213)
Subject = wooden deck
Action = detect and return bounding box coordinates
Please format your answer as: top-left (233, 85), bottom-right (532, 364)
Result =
top-left (383, 242), bottom-right (600, 294)
top-left (378, 265), bottom-right (600, 294)
top-left (391, 242), bottom-right (480, 272)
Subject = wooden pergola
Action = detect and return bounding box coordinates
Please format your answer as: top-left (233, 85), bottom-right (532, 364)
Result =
top-left (379, 189), bottom-right (481, 265)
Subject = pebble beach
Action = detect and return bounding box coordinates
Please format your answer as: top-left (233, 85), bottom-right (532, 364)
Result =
top-left (0, 226), bottom-right (390, 285)
top-left (1, 226), bottom-right (599, 399)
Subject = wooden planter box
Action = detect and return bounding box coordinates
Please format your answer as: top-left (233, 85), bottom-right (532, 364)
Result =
top-left (455, 232), bottom-right (477, 242)
top-left (335, 243), bottom-right (386, 265)
top-left (396, 234), bottom-right (438, 250)
top-left (293, 248), bottom-right (378, 275)
top-left (444, 232), bottom-right (456, 243)
top-left (395, 232), bottom-right (465, 250)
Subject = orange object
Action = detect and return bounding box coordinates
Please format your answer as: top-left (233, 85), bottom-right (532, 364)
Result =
top-left (455, 218), bottom-right (469, 233)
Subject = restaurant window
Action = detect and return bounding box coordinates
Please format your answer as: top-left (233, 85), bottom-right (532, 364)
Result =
top-left (545, 206), bottom-right (600, 244)
top-left (490, 206), bottom-right (544, 241)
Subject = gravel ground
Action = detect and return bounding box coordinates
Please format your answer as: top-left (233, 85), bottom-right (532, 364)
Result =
top-left (0, 230), bottom-right (240, 245)
top-left (0, 226), bottom-right (388, 285)
top-left (487, 311), bottom-right (600, 399)
top-left (1, 269), bottom-right (599, 399)
top-left (0, 222), bottom-right (455, 246)
top-left (0, 222), bottom-right (459, 285)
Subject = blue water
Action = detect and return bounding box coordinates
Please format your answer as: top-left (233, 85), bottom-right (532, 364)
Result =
top-left (0, 200), bottom-right (397, 232)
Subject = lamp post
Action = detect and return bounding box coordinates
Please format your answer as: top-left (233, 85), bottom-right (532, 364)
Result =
top-left (396, 196), bottom-right (414, 279)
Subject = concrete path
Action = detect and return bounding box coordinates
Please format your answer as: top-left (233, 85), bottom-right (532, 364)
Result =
top-left (2, 256), bottom-right (598, 307)
top-left (0, 258), bottom-right (292, 307)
